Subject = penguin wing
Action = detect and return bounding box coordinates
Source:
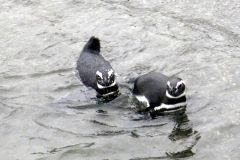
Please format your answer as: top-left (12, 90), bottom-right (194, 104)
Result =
top-left (133, 72), bottom-right (169, 106)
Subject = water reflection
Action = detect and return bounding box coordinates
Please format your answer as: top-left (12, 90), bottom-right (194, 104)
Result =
top-left (49, 89), bottom-right (201, 159)
top-left (131, 93), bottom-right (200, 158)
top-left (131, 112), bottom-right (200, 159)
top-left (166, 113), bottom-right (200, 158)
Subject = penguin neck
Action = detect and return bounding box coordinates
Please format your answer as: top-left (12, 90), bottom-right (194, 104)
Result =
top-left (96, 84), bottom-right (119, 96)
top-left (154, 91), bottom-right (187, 112)
top-left (97, 80), bottom-right (116, 89)
top-left (166, 91), bottom-right (186, 99)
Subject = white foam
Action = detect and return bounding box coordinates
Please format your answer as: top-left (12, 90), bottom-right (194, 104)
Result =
top-left (154, 101), bottom-right (187, 111)
top-left (135, 95), bottom-right (150, 107)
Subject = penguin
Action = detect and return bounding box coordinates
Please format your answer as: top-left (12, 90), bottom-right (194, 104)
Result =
top-left (76, 36), bottom-right (119, 98)
top-left (133, 72), bottom-right (187, 112)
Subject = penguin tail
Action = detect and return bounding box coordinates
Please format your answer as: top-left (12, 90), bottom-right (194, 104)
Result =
top-left (82, 36), bottom-right (100, 53)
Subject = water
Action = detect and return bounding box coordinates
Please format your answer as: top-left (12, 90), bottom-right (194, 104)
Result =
top-left (0, 0), bottom-right (240, 159)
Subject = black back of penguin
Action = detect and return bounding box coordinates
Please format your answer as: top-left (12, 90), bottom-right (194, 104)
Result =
top-left (133, 72), bottom-right (187, 111)
top-left (76, 37), bottom-right (118, 96)
top-left (133, 72), bottom-right (169, 107)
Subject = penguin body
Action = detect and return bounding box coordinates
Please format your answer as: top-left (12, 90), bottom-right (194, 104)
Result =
top-left (133, 72), bottom-right (186, 111)
top-left (76, 37), bottom-right (118, 97)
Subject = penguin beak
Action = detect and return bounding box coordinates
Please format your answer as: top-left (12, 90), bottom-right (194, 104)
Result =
top-left (172, 88), bottom-right (176, 93)
top-left (172, 88), bottom-right (178, 94)
top-left (169, 88), bottom-right (177, 95)
top-left (168, 88), bottom-right (172, 94)
top-left (103, 77), bottom-right (109, 86)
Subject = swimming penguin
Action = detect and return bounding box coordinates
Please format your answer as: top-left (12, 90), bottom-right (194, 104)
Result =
top-left (76, 36), bottom-right (119, 98)
top-left (133, 72), bottom-right (187, 112)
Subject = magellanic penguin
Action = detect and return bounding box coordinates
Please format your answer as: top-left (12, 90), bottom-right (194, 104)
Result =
top-left (133, 72), bottom-right (187, 113)
top-left (76, 36), bottom-right (119, 98)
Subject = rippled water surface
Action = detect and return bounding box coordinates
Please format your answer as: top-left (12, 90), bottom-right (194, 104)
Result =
top-left (1, 0), bottom-right (240, 159)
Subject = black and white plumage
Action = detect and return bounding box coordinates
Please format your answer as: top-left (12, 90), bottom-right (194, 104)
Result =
top-left (76, 36), bottom-right (119, 97)
top-left (133, 72), bottom-right (187, 112)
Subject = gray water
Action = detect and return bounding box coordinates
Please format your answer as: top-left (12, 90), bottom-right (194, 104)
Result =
top-left (1, 0), bottom-right (240, 159)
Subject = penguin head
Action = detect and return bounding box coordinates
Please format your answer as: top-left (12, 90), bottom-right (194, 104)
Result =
top-left (166, 77), bottom-right (185, 97)
top-left (96, 69), bottom-right (116, 88)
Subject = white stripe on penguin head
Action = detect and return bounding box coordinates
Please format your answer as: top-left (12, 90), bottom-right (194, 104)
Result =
top-left (167, 81), bottom-right (171, 88)
top-left (96, 71), bottom-right (103, 79)
top-left (176, 80), bottom-right (185, 88)
top-left (107, 69), bottom-right (114, 78)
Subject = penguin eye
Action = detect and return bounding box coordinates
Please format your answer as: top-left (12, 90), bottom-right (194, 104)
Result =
top-left (178, 84), bottom-right (183, 89)
top-left (97, 75), bottom-right (101, 80)
top-left (111, 74), bottom-right (115, 79)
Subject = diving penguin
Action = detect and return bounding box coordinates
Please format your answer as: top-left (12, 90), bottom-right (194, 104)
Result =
top-left (133, 72), bottom-right (187, 112)
top-left (76, 36), bottom-right (119, 98)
